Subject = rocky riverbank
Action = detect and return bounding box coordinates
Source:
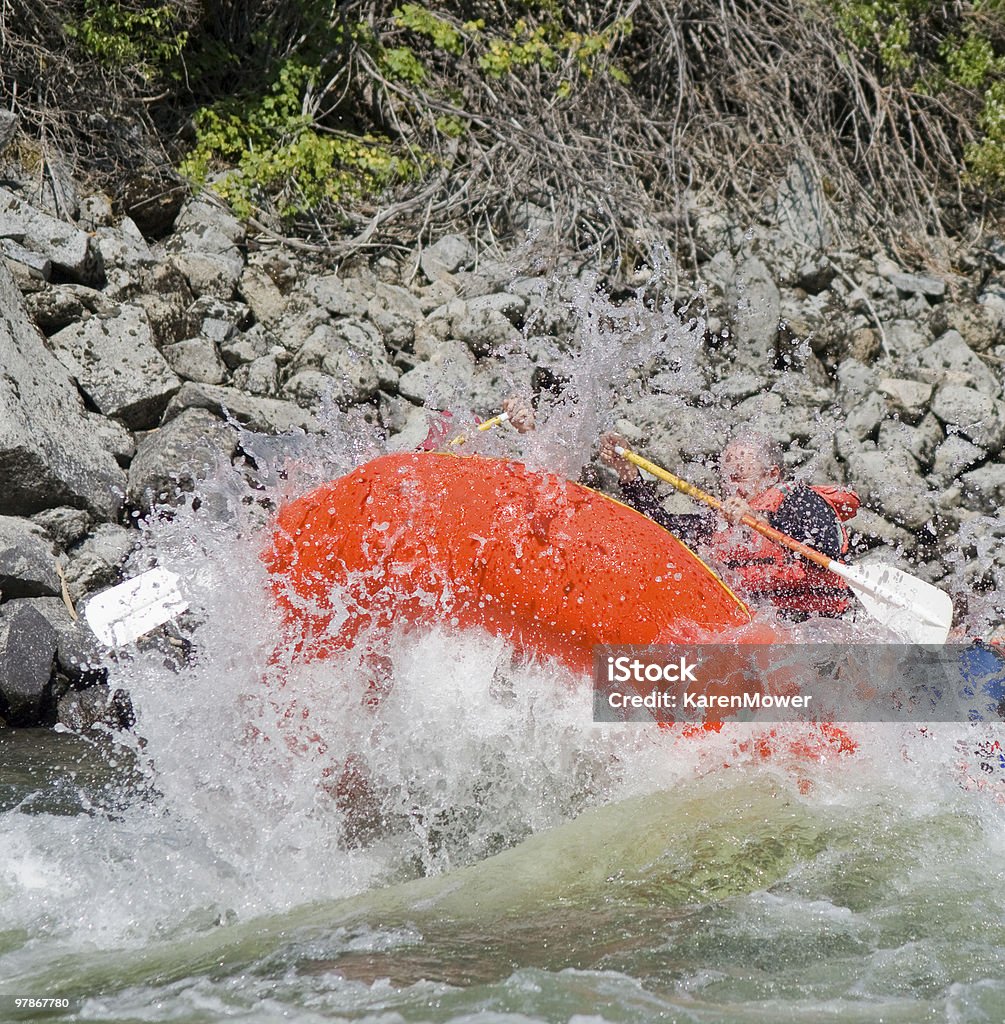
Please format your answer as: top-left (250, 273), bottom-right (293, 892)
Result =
top-left (1, 161), bottom-right (1004, 729)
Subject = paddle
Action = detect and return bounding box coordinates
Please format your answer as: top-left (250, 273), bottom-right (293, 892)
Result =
top-left (84, 567), bottom-right (188, 647)
top-left (614, 446), bottom-right (953, 645)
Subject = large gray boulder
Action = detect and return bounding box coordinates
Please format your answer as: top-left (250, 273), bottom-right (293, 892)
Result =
top-left (0, 261), bottom-right (125, 518)
top-left (0, 602), bottom-right (57, 725)
top-left (48, 303), bottom-right (182, 428)
top-left (398, 340), bottom-right (478, 406)
top-left (162, 337), bottom-right (228, 384)
top-left (0, 187), bottom-right (103, 285)
top-left (0, 516), bottom-right (59, 597)
top-left (127, 407), bottom-right (239, 513)
top-left (368, 282), bottom-right (425, 348)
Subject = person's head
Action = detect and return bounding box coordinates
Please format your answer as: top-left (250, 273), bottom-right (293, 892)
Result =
top-left (718, 431), bottom-right (784, 500)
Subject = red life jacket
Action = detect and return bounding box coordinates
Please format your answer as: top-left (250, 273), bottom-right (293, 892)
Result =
top-left (707, 484), bottom-right (860, 617)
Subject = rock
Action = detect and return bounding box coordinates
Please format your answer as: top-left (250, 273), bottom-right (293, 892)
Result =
top-left (62, 524), bottom-right (137, 599)
top-left (836, 358), bottom-right (878, 400)
top-left (231, 353), bottom-right (280, 396)
top-left (186, 295), bottom-right (251, 341)
top-left (884, 319), bottom-right (932, 358)
top-left (94, 217), bottom-right (157, 272)
top-left (848, 507), bottom-right (915, 551)
top-left (130, 263), bottom-right (195, 347)
top-left (127, 407), bottom-right (239, 513)
top-left (877, 378), bottom-right (933, 424)
top-left (415, 278), bottom-right (458, 314)
top-left (386, 404), bottom-right (442, 452)
top-left (1, 238), bottom-right (51, 281)
top-left (249, 249), bottom-right (297, 292)
top-left (844, 390), bottom-right (887, 441)
top-left (727, 256), bottom-right (780, 370)
top-left (239, 265), bottom-right (287, 325)
top-left (283, 370), bottom-right (338, 409)
top-left (877, 414), bottom-right (943, 466)
top-left (455, 306), bottom-right (521, 356)
top-left (31, 508), bottom-right (92, 549)
top-left (930, 385), bottom-right (1005, 451)
top-left (219, 324), bottom-right (276, 369)
top-left (26, 284), bottom-right (117, 334)
top-left (887, 271), bottom-right (946, 298)
top-left (57, 685), bottom-right (133, 732)
top-left (0, 603), bottom-right (57, 725)
top-left (931, 435), bottom-right (986, 481)
top-left (0, 187), bottom-right (104, 285)
top-left (844, 448), bottom-right (936, 529)
top-left (713, 371), bottom-right (767, 402)
top-left (774, 160), bottom-right (831, 250)
top-left (171, 196), bottom-right (245, 254)
top-left (960, 464), bottom-right (1005, 514)
top-left (163, 382), bottom-right (322, 434)
top-left (398, 341), bottom-right (478, 407)
top-left (847, 327), bottom-right (882, 364)
top-left (304, 274), bottom-right (370, 318)
top-left (289, 319), bottom-right (396, 400)
top-left (0, 261), bottom-right (126, 518)
top-left (22, 597), bottom-right (104, 682)
top-left (916, 331), bottom-right (999, 396)
top-left (78, 194), bottom-right (114, 231)
top-left (978, 274), bottom-right (1005, 325)
top-left (420, 234), bottom-right (475, 282)
top-left (170, 251), bottom-right (243, 299)
top-left (272, 301), bottom-right (331, 352)
top-left (162, 337), bottom-right (228, 384)
top-left (0, 516), bottom-right (59, 597)
top-left (928, 302), bottom-right (998, 353)
top-left (368, 282), bottom-right (425, 348)
top-left (47, 303), bottom-right (181, 428)
top-left (89, 415), bottom-right (136, 466)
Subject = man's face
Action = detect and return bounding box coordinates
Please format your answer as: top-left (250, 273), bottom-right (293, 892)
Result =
top-left (718, 442), bottom-right (780, 500)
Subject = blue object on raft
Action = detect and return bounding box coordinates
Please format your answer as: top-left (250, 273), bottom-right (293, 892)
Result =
top-left (958, 642), bottom-right (1005, 722)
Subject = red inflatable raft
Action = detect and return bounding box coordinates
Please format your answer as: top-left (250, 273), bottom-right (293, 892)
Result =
top-left (264, 451), bottom-right (753, 672)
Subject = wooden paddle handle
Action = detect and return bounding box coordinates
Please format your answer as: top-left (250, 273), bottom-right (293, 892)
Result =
top-left (616, 447), bottom-right (834, 572)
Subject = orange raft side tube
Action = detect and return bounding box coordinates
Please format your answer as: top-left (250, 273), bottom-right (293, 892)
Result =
top-left (264, 451), bottom-right (753, 673)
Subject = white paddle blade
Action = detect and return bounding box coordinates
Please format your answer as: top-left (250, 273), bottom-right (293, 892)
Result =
top-left (832, 562), bottom-right (953, 644)
top-left (84, 568), bottom-right (188, 647)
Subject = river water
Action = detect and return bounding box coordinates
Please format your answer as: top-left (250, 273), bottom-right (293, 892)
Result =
top-left (3, 279), bottom-right (1005, 1022)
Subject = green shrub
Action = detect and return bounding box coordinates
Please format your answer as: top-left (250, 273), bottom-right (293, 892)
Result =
top-left (66, 1), bottom-right (188, 78)
top-left (179, 58), bottom-right (419, 220)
